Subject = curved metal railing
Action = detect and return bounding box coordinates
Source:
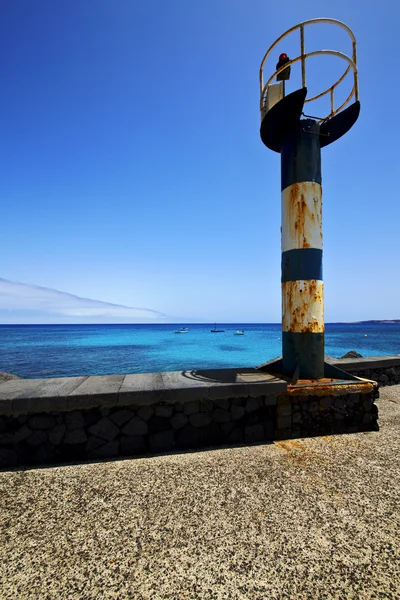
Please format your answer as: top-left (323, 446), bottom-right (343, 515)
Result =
top-left (259, 18), bottom-right (359, 122)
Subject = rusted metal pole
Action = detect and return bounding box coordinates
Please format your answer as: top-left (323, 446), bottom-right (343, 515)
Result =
top-left (280, 118), bottom-right (324, 378)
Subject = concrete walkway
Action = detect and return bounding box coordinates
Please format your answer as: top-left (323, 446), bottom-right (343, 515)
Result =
top-left (0, 386), bottom-right (399, 599)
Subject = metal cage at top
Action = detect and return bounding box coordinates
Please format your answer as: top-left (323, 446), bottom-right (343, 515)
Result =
top-left (259, 18), bottom-right (359, 123)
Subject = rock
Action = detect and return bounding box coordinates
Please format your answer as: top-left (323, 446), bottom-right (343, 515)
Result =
top-left (215, 398), bottom-right (230, 411)
top-left (183, 401), bottom-right (199, 415)
top-left (86, 436), bottom-right (106, 453)
top-left (65, 411), bottom-right (85, 431)
top-left (212, 409), bottom-right (231, 423)
top-left (88, 441), bottom-right (119, 459)
top-left (0, 372), bottom-right (21, 382)
top-left (147, 416), bottom-right (170, 434)
top-left (378, 374), bottom-right (389, 384)
top-left (231, 405), bottom-right (245, 421)
top-left (120, 436), bottom-right (146, 455)
top-left (0, 417), bottom-right (6, 434)
top-left (28, 415), bottom-right (56, 430)
top-left (246, 398), bottom-right (260, 414)
top-left (189, 413), bottom-right (212, 428)
top-left (170, 413), bottom-right (188, 430)
top-left (88, 417), bottom-right (119, 442)
top-left (200, 399), bottom-right (214, 413)
top-left (0, 448), bottom-right (18, 466)
top-left (26, 430), bottom-right (48, 446)
top-left (48, 424), bottom-right (66, 446)
top-left (121, 417), bottom-right (148, 437)
top-left (277, 416), bottom-right (291, 430)
top-left (228, 427), bottom-right (243, 443)
top-left (0, 432), bottom-right (15, 444)
top-left (155, 405), bottom-right (173, 418)
top-left (63, 429), bottom-right (87, 444)
top-left (341, 351), bottom-right (363, 359)
top-left (137, 406), bottom-right (154, 421)
top-left (175, 424), bottom-right (200, 449)
top-left (14, 425), bottom-right (33, 443)
top-left (109, 409), bottom-right (135, 427)
top-left (199, 422), bottom-right (220, 446)
top-left (149, 430), bottom-right (175, 453)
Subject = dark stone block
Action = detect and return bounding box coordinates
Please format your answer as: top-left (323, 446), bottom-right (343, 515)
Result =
top-left (231, 405), bottom-right (245, 421)
top-left (189, 413), bottom-right (212, 428)
top-left (200, 399), bottom-right (214, 413)
top-left (30, 442), bottom-right (55, 465)
top-left (215, 398), bottom-right (230, 411)
top-left (137, 406), bottom-right (154, 422)
top-left (246, 398), bottom-right (260, 414)
top-left (28, 415), bottom-right (56, 430)
top-left (0, 448), bottom-right (18, 467)
top-left (48, 424), bottom-right (66, 446)
top-left (86, 435), bottom-right (106, 453)
top-left (170, 413), bottom-right (188, 430)
top-left (0, 417), bottom-right (6, 434)
top-left (183, 401), bottom-right (199, 415)
top-left (155, 405), bottom-right (173, 418)
top-left (122, 417), bottom-right (148, 437)
top-left (63, 429), bottom-right (87, 444)
top-left (88, 441), bottom-right (119, 459)
top-left (83, 409), bottom-right (102, 428)
top-left (26, 430), bottom-right (48, 446)
top-left (120, 436), bottom-right (146, 456)
top-left (109, 409), bottom-right (135, 427)
top-left (231, 398), bottom-right (245, 407)
top-left (212, 409), bottom-right (231, 423)
top-left (65, 411), bottom-right (85, 432)
top-left (175, 424), bottom-right (200, 449)
top-left (88, 417), bottom-right (119, 442)
top-left (245, 424), bottom-right (264, 443)
top-left (264, 421), bottom-right (275, 441)
top-left (220, 422), bottom-right (235, 438)
top-left (199, 422), bottom-right (220, 446)
top-left (57, 443), bottom-right (87, 461)
top-left (147, 415), bottom-right (171, 434)
top-left (149, 430), bottom-right (175, 453)
top-left (228, 427), bottom-right (243, 443)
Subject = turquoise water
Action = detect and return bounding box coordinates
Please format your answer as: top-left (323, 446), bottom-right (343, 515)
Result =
top-left (0, 323), bottom-right (399, 379)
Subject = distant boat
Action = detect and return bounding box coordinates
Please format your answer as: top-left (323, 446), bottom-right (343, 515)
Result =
top-left (173, 329), bottom-right (188, 334)
top-left (180, 327), bottom-right (189, 331)
top-left (234, 330), bottom-right (245, 335)
top-left (211, 323), bottom-right (225, 333)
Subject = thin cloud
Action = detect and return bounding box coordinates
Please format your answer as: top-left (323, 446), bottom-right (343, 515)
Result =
top-left (0, 278), bottom-right (165, 321)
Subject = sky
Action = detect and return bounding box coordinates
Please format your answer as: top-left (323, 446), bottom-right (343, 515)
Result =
top-left (0, 0), bottom-right (399, 324)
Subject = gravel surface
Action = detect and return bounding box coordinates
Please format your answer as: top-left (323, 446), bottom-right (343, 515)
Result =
top-left (1, 386), bottom-right (399, 599)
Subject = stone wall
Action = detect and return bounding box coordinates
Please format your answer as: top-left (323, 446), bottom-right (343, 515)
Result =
top-left (0, 365), bottom-right (379, 467)
top-left (331, 356), bottom-right (400, 386)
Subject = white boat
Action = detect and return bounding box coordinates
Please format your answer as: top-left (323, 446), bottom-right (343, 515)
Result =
top-left (234, 330), bottom-right (245, 335)
top-left (173, 329), bottom-right (188, 334)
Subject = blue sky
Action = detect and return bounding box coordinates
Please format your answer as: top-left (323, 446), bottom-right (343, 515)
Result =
top-left (0, 0), bottom-right (398, 323)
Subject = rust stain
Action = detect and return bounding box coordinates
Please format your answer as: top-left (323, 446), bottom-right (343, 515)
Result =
top-left (285, 183), bottom-right (322, 250)
top-left (282, 280), bottom-right (324, 333)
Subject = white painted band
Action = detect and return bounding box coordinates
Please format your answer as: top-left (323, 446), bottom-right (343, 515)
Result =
top-left (281, 182), bottom-right (322, 252)
top-left (282, 280), bottom-right (324, 333)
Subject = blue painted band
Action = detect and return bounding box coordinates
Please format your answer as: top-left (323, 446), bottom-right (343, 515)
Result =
top-left (282, 331), bottom-right (325, 379)
top-left (281, 248), bottom-right (323, 282)
top-left (281, 119), bottom-right (321, 191)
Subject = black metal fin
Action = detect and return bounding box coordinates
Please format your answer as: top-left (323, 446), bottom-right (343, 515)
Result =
top-left (320, 101), bottom-right (360, 147)
top-left (260, 88), bottom-right (307, 153)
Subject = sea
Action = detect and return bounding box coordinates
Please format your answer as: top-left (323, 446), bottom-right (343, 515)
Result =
top-left (0, 323), bottom-right (399, 380)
